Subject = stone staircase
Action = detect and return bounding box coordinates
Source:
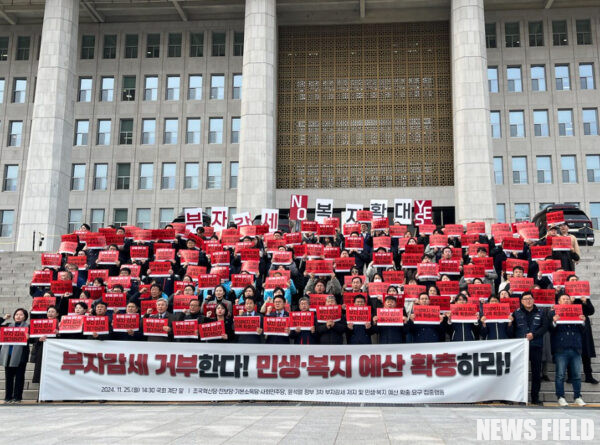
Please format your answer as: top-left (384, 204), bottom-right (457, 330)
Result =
top-left (0, 248), bottom-right (599, 403)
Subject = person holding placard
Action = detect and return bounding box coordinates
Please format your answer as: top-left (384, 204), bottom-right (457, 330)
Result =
top-left (204, 302), bottom-right (234, 343)
top-left (549, 294), bottom-right (587, 406)
top-left (202, 285), bottom-right (232, 317)
top-left (304, 274), bottom-right (342, 302)
top-left (144, 299), bottom-right (174, 342)
top-left (446, 294), bottom-right (480, 342)
top-left (480, 296), bottom-right (513, 340)
top-left (1, 308), bottom-right (30, 403)
top-left (30, 305), bottom-right (60, 383)
top-left (406, 293), bottom-right (447, 343)
top-left (112, 301), bottom-right (144, 341)
top-left (345, 295), bottom-right (374, 344)
top-left (235, 296), bottom-right (263, 344)
top-left (289, 297), bottom-right (317, 344)
top-left (87, 301), bottom-right (112, 340)
top-left (373, 295), bottom-right (406, 344)
top-left (264, 294), bottom-right (291, 345)
top-left (316, 295), bottom-right (346, 344)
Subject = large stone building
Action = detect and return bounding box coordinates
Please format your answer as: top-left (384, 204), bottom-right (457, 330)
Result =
top-left (0, 0), bottom-right (598, 251)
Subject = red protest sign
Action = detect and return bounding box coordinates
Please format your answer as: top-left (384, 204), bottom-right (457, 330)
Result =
top-left (367, 282), bottom-right (389, 299)
top-left (518, 226), bottom-right (539, 242)
top-left (346, 305), bottom-right (371, 324)
top-left (31, 296), bottom-right (56, 314)
top-left (186, 265), bottom-right (207, 280)
top-left (550, 236), bottom-right (571, 251)
top-left (58, 241), bottom-right (78, 255)
top-left (546, 211), bottom-right (565, 227)
top-left (107, 276), bottom-right (132, 290)
top-left (334, 257), bottom-right (355, 273)
top-left (401, 253), bottom-right (421, 269)
top-left (68, 299), bottom-right (93, 315)
top-left (197, 274), bottom-right (220, 290)
top-left (472, 256), bottom-right (494, 273)
top-left (389, 225), bottom-right (408, 238)
top-left (553, 270), bottom-right (576, 286)
top-left (264, 276), bottom-right (289, 290)
top-left (50, 280), bottom-right (73, 296)
top-left (172, 295), bottom-right (197, 312)
top-left (210, 250), bottom-right (230, 266)
top-left (324, 217), bottom-right (340, 228)
top-left (502, 237), bottom-right (524, 253)
top-left (323, 246), bottom-right (340, 259)
top-left (104, 233), bottom-right (125, 247)
top-left (143, 317), bottom-right (169, 336)
top-left (199, 320), bottom-right (225, 341)
top-left (438, 259), bottom-right (461, 275)
top-left (466, 222), bottom-right (486, 235)
top-left (468, 283), bottom-right (492, 301)
top-left (417, 263), bottom-right (439, 280)
top-left (308, 293), bottom-right (330, 310)
top-left (316, 305), bottom-right (342, 322)
top-left (505, 297), bottom-right (521, 312)
top-left (172, 320), bottom-right (199, 339)
top-left (65, 255), bottom-right (87, 270)
top-left (290, 194), bottom-right (308, 220)
top-left (148, 261), bottom-right (171, 277)
top-left (31, 270), bottom-right (52, 286)
top-left (376, 308), bottom-right (404, 326)
top-left (82, 316), bottom-right (109, 335)
top-left (436, 280), bottom-right (459, 297)
top-left (0, 327), bottom-right (28, 345)
top-left (504, 258), bottom-right (529, 276)
top-left (429, 234), bottom-right (448, 248)
top-left (289, 311), bottom-right (314, 330)
top-left (130, 245), bottom-right (149, 261)
top-left (180, 249), bottom-right (200, 264)
top-left (357, 210), bottom-right (373, 223)
top-left (372, 237), bottom-right (391, 252)
top-left (100, 292), bottom-right (126, 310)
top-left (230, 274), bottom-right (254, 290)
top-left (531, 288), bottom-right (555, 307)
top-left (413, 305), bottom-right (441, 324)
top-left (272, 251), bottom-right (293, 265)
top-left (306, 259), bottom-right (334, 276)
top-left (87, 269), bottom-right (109, 283)
top-left (555, 304), bottom-right (584, 324)
top-left (241, 260), bottom-right (260, 275)
top-left (343, 223), bottom-right (362, 237)
top-left (344, 235), bottom-right (364, 251)
top-left (382, 270), bottom-right (404, 285)
top-left (306, 244), bottom-right (324, 259)
top-left (463, 264), bottom-right (485, 280)
top-left (430, 296), bottom-right (451, 312)
top-left (373, 252), bottom-right (394, 267)
top-left (29, 318), bottom-right (58, 338)
top-left (510, 277), bottom-right (534, 294)
top-left (283, 232), bottom-right (302, 246)
top-left (41, 253), bottom-right (62, 269)
top-left (403, 284), bottom-right (426, 301)
top-left (112, 313), bottom-right (140, 332)
top-left (240, 248), bottom-right (260, 262)
top-left (468, 243), bottom-right (488, 258)
top-left (97, 250), bottom-right (119, 265)
top-left (343, 292), bottom-right (362, 306)
top-left (450, 303), bottom-right (479, 323)
top-left (483, 303), bottom-right (511, 322)
top-left (83, 233), bottom-right (107, 249)
top-left (372, 218), bottom-right (389, 230)
top-left (344, 275), bottom-right (365, 290)
top-left (530, 245), bottom-right (552, 261)
top-left (444, 224), bottom-right (464, 238)
top-left (417, 223), bottom-right (436, 236)
top-left (301, 221), bottom-right (318, 233)
top-left (234, 316), bottom-right (261, 334)
top-left (564, 281), bottom-right (590, 299)
top-left (62, 233), bottom-right (79, 242)
top-left (264, 316), bottom-right (290, 336)
top-left (317, 224), bottom-right (336, 238)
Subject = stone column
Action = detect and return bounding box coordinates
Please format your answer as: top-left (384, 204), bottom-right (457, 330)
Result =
top-left (451, 0), bottom-right (496, 228)
top-left (16, 0), bottom-right (78, 251)
top-left (237, 0), bottom-right (277, 217)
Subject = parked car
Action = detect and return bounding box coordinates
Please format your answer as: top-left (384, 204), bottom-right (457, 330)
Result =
top-left (532, 204), bottom-right (595, 246)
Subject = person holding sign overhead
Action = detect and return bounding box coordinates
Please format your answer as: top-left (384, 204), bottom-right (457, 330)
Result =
top-left (1, 308), bottom-right (30, 403)
top-left (549, 294), bottom-right (586, 406)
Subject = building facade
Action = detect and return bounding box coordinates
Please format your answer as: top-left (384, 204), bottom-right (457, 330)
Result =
top-left (0, 0), bottom-right (597, 250)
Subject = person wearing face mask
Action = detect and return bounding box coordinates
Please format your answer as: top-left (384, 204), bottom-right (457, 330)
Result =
top-left (1, 308), bottom-right (30, 403)
top-left (30, 305), bottom-right (60, 383)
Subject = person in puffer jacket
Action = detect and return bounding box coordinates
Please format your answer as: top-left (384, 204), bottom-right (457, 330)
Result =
top-left (406, 293), bottom-right (447, 343)
top-left (446, 294), bottom-right (479, 341)
top-left (480, 295), bottom-right (514, 340)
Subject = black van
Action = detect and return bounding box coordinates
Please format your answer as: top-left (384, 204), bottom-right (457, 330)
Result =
top-left (531, 204), bottom-right (595, 246)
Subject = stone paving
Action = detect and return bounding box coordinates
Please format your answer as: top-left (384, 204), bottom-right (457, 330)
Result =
top-left (0, 403), bottom-right (598, 444)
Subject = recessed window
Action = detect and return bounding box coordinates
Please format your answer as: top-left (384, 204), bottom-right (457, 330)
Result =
top-left (190, 32), bottom-right (203, 57)
top-left (212, 32), bottom-right (226, 56)
top-left (552, 20), bottom-right (568, 46)
top-left (144, 76), bottom-right (158, 101)
top-left (528, 21), bottom-right (543, 47)
top-left (207, 162), bottom-right (222, 189)
top-left (505, 22), bottom-right (520, 48)
top-left (3, 165), bottom-right (18, 192)
top-left (124, 34), bottom-right (138, 58)
top-left (188, 75), bottom-right (202, 100)
top-left (186, 118), bottom-right (201, 144)
top-left (103, 35), bottom-right (116, 59)
top-left (512, 156), bottom-right (527, 184)
top-left (168, 33), bottom-right (182, 57)
top-left (536, 156), bottom-right (552, 184)
top-left (146, 34), bottom-right (160, 58)
top-left (208, 118), bottom-right (223, 144)
top-left (97, 120), bottom-right (111, 146)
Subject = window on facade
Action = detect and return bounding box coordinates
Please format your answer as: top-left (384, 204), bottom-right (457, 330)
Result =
top-left (146, 33), bottom-right (160, 58)
top-left (0, 37), bottom-right (9, 60)
top-left (122, 76), bottom-right (136, 101)
top-left (493, 157), bottom-right (503, 185)
top-left (168, 33), bottom-right (182, 57)
top-left (561, 155), bottom-right (577, 183)
top-left (210, 74), bottom-right (224, 99)
top-left (81, 35), bottom-right (95, 59)
top-left (119, 119), bottom-right (133, 145)
top-left (3, 165), bottom-right (18, 192)
top-left (586, 155), bottom-right (600, 182)
top-left (163, 118), bottom-right (178, 144)
top-left (528, 21), bottom-right (543, 46)
top-left (558, 109), bottom-right (574, 136)
top-left (536, 156), bottom-right (552, 184)
top-left (212, 32), bottom-right (226, 56)
top-left (512, 156), bottom-right (527, 184)
top-left (136, 208), bottom-right (151, 229)
top-left (505, 22), bottom-right (520, 47)
top-left (67, 209), bottom-right (82, 234)
top-left (166, 75), bottom-right (180, 100)
top-left (207, 162), bottom-right (222, 189)
top-left (232, 74), bottom-right (242, 99)
top-left (230, 162), bottom-right (239, 188)
top-left (190, 32), bottom-right (204, 57)
top-left (93, 164), bottom-right (108, 190)
top-left (100, 77), bottom-right (114, 101)
top-left (142, 119), bottom-right (156, 144)
top-left (144, 76), bottom-right (158, 101)
top-left (583, 109), bottom-right (598, 136)
top-left (16, 36), bottom-right (30, 60)
top-left (97, 120), bottom-right (111, 145)
top-left (233, 32), bottom-right (244, 56)
top-left (159, 208), bottom-right (174, 228)
top-left (186, 118), bottom-right (201, 144)
top-left (552, 21), bottom-right (568, 46)
top-left (576, 19), bottom-right (592, 45)
top-left (555, 65), bottom-right (570, 90)
top-left (533, 110), bottom-right (549, 137)
top-left (208, 118), bottom-right (223, 144)
top-left (139, 163), bottom-right (154, 190)
top-left (514, 204), bottom-right (530, 222)
top-left (74, 120), bottom-right (89, 146)
top-left (485, 23), bottom-right (496, 48)
top-left (12, 78), bottom-right (26, 103)
top-left (90, 209), bottom-right (105, 232)
top-left (113, 209), bottom-right (128, 228)
top-left (487, 67), bottom-right (498, 93)
top-left (78, 77), bottom-right (92, 102)
top-left (184, 163), bottom-right (199, 189)
top-left (71, 164), bottom-right (85, 191)
top-left (8, 121), bottom-right (22, 147)
top-left (103, 35), bottom-right (116, 59)
top-left (579, 63), bottom-right (594, 90)
top-left (496, 204), bottom-right (506, 224)
top-left (531, 66), bottom-right (546, 91)
top-left (161, 163), bottom-right (176, 189)
top-left (590, 203), bottom-right (600, 229)
top-left (231, 117), bottom-right (240, 143)
top-left (509, 111), bottom-right (525, 137)
top-left (0, 78), bottom-right (4, 103)
top-left (507, 66), bottom-right (522, 92)
top-left (188, 75), bottom-right (202, 100)
top-left (124, 34), bottom-right (138, 58)
top-left (116, 163), bottom-right (130, 190)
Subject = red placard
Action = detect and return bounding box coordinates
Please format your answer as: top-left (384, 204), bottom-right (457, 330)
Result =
top-left (101, 292), bottom-right (126, 310)
top-left (130, 245), bottom-right (149, 261)
top-left (316, 305), bottom-right (342, 322)
top-left (382, 270), bottom-right (405, 285)
top-left (450, 304), bottom-right (479, 323)
top-left (68, 299), bottom-right (93, 315)
top-left (173, 295), bottom-right (197, 312)
top-left (29, 318), bottom-right (58, 338)
top-left (346, 305), bottom-right (371, 324)
top-left (264, 276), bottom-right (289, 290)
top-left (210, 250), bottom-right (230, 266)
top-left (343, 292), bottom-right (362, 306)
top-left (306, 244), bottom-right (324, 259)
top-left (343, 223), bottom-right (362, 236)
top-left (97, 250), bottom-right (119, 265)
top-left (510, 277), bottom-right (534, 294)
top-left (504, 258), bottom-right (529, 276)
top-left (272, 251), bottom-right (293, 265)
top-left (290, 194), bottom-right (308, 220)
top-left (31, 270), bottom-right (53, 286)
top-left (468, 243), bottom-right (488, 258)
top-left (417, 223), bottom-right (436, 235)
top-left (417, 263), bottom-right (439, 280)
top-left (172, 320), bottom-right (199, 339)
top-left (204, 241), bottom-right (223, 255)
top-left (436, 280), bottom-right (459, 297)
top-left (429, 234), bottom-right (448, 248)
top-left (372, 218), bottom-right (389, 230)
top-left (344, 275), bottom-right (366, 290)
top-left (31, 296), bottom-right (57, 314)
top-left (289, 311), bottom-right (314, 330)
top-left (334, 257), bottom-right (356, 273)
top-left (468, 283), bottom-right (492, 301)
top-left (372, 237), bottom-right (391, 252)
top-left (376, 308), bottom-right (404, 326)
top-left (550, 236), bottom-right (571, 251)
top-left (234, 316), bottom-right (261, 334)
top-left (413, 305), bottom-right (441, 324)
top-left (230, 274), bottom-right (254, 290)
top-left (88, 269), bottom-right (109, 283)
top-left (466, 222), bottom-right (486, 235)
top-left (148, 261), bottom-right (171, 277)
top-left (83, 233), bottom-right (107, 249)
top-left (107, 276), bottom-right (132, 290)
top-left (324, 217), bottom-right (340, 228)
top-left (240, 248), bottom-right (260, 262)
top-left (502, 237), bottom-right (524, 253)
top-left (264, 316), bottom-right (290, 336)
top-left (389, 225), bottom-right (408, 238)
top-left (66, 255), bottom-right (87, 270)
top-left (356, 210), bottom-right (373, 223)
top-left (530, 245), bottom-right (552, 261)
top-left (401, 253), bottom-right (421, 269)
top-left (308, 293), bottom-right (330, 311)
top-left (142, 317), bottom-right (169, 336)
top-left (403, 284), bottom-right (426, 301)
top-left (41, 253), bottom-right (62, 269)
top-left (546, 211), bottom-right (565, 227)
top-left (472, 256), bottom-right (494, 273)
top-left (483, 303), bottom-right (511, 322)
top-left (180, 249), bottom-right (200, 264)
top-left (221, 234), bottom-right (240, 248)
top-left (59, 315), bottom-right (84, 333)
top-left (199, 320), bottom-right (225, 341)
top-left (518, 226), bottom-right (539, 242)
top-left (444, 224), bottom-right (464, 238)
top-left (83, 316), bottom-right (109, 335)
top-left (463, 264), bottom-right (485, 280)
top-left (306, 259), bottom-right (334, 276)
top-left (367, 282), bottom-right (389, 299)
top-left (430, 296), bottom-right (451, 312)
top-left (58, 241), bottom-right (78, 255)
top-left (104, 233), bottom-right (125, 247)
top-left (112, 313), bottom-right (140, 332)
top-left (50, 280), bottom-right (73, 296)
top-left (555, 304), bottom-right (584, 324)
top-left (0, 327), bottom-right (28, 345)
top-left (62, 233), bottom-right (79, 243)
top-left (505, 297), bottom-right (521, 312)
top-left (197, 274), bottom-right (220, 290)
top-left (373, 252), bottom-right (394, 267)
top-left (241, 260), bottom-right (260, 275)
top-left (531, 288), bottom-right (555, 307)
top-left (186, 265), bottom-right (207, 280)
top-left (81, 285), bottom-right (104, 299)
top-left (553, 270), bottom-right (576, 286)
top-left (283, 232), bottom-right (302, 246)
top-left (301, 221), bottom-right (318, 233)
top-left (438, 259), bottom-right (461, 276)
top-left (344, 236), bottom-right (364, 251)
top-left (317, 224), bottom-right (336, 238)
top-left (323, 246), bottom-right (340, 259)
top-left (564, 281), bottom-right (590, 299)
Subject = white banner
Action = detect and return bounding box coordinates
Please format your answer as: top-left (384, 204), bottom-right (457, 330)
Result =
top-left (315, 199), bottom-right (334, 224)
top-left (184, 207), bottom-right (203, 231)
top-left (261, 208), bottom-right (279, 232)
top-left (370, 200), bottom-right (388, 219)
top-left (210, 207), bottom-right (229, 232)
top-left (40, 339), bottom-right (528, 403)
top-left (394, 199), bottom-right (412, 224)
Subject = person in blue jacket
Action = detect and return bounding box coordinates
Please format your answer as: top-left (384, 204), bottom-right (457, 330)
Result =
top-left (264, 293), bottom-right (291, 345)
top-left (549, 293), bottom-right (587, 406)
top-left (446, 294), bottom-right (479, 341)
top-left (406, 293), bottom-right (447, 343)
top-left (480, 295), bottom-right (514, 340)
top-left (346, 294), bottom-right (374, 344)
top-left (373, 295), bottom-right (406, 343)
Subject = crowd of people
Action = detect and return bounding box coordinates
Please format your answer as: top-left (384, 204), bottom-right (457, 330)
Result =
top-left (0, 214), bottom-right (596, 406)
